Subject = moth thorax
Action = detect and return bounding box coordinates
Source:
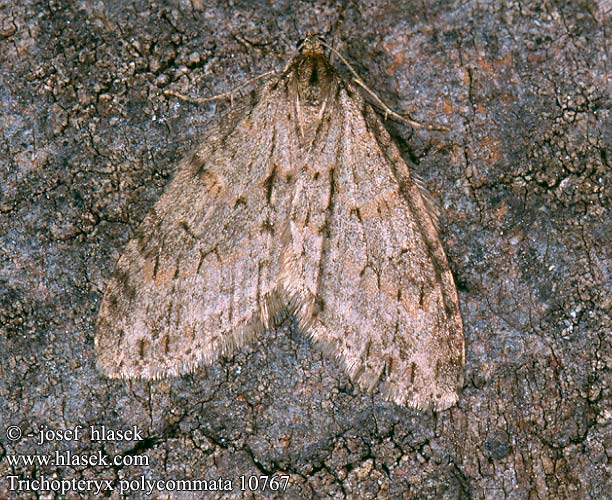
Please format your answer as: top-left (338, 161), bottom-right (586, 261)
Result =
top-left (294, 54), bottom-right (334, 108)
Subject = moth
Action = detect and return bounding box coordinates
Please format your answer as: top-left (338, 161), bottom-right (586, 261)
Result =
top-left (95, 36), bottom-right (464, 411)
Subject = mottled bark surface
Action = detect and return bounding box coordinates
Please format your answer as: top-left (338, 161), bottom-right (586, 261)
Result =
top-left (0, 1), bottom-right (609, 499)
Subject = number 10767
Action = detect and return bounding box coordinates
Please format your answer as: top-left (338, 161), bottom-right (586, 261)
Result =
top-left (239, 475), bottom-right (290, 492)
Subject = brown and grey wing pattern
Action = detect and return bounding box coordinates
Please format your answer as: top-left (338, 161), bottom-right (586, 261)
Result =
top-left (282, 84), bottom-right (464, 411)
top-left (95, 82), bottom-right (299, 379)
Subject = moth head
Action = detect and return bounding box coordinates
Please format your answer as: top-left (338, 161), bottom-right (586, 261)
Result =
top-left (296, 33), bottom-right (326, 57)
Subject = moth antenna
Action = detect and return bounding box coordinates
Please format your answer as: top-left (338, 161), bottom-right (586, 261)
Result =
top-left (316, 37), bottom-right (448, 131)
top-left (163, 71), bottom-right (277, 106)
